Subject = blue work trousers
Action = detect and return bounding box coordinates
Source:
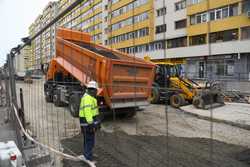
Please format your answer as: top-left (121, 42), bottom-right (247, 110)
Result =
top-left (82, 126), bottom-right (95, 161)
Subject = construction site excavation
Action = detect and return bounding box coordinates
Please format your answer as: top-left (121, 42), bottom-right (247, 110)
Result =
top-left (1, 0), bottom-right (250, 167)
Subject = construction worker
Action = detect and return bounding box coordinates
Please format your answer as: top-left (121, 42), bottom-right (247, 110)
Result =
top-left (79, 80), bottom-right (101, 162)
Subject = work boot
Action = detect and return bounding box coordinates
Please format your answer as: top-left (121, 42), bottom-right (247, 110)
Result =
top-left (88, 160), bottom-right (97, 165)
top-left (77, 155), bottom-right (86, 161)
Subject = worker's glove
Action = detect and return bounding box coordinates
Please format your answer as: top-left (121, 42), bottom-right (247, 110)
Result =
top-left (93, 121), bottom-right (101, 131)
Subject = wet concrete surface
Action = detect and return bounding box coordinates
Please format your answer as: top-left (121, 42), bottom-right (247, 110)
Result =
top-left (62, 131), bottom-right (250, 167)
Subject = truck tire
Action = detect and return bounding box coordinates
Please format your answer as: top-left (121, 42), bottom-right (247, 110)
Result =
top-left (117, 108), bottom-right (137, 119)
top-left (68, 94), bottom-right (81, 118)
top-left (126, 110), bottom-right (136, 118)
top-left (170, 94), bottom-right (185, 108)
top-left (53, 89), bottom-right (63, 107)
top-left (150, 86), bottom-right (160, 104)
top-left (45, 90), bottom-right (53, 103)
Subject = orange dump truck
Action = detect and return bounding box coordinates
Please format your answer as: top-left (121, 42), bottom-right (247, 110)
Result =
top-left (44, 28), bottom-right (155, 117)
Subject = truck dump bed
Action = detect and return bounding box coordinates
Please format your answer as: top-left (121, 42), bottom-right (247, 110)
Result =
top-left (47, 28), bottom-right (155, 109)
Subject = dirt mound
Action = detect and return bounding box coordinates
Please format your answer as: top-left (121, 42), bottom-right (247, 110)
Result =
top-left (62, 131), bottom-right (249, 167)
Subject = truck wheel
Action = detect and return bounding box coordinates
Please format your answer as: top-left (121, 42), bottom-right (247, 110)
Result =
top-left (126, 110), bottom-right (136, 118)
top-left (53, 90), bottom-right (63, 107)
top-left (150, 86), bottom-right (160, 104)
top-left (68, 94), bottom-right (81, 118)
top-left (170, 94), bottom-right (185, 108)
top-left (45, 90), bottom-right (53, 103)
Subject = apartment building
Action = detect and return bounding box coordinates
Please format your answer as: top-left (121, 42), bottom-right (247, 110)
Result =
top-left (57, 0), bottom-right (103, 43)
top-left (27, 2), bottom-right (58, 72)
top-left (26, 0), bottom-right (250, 80)
top-left (129, 0), bottom-right (250, 80)
top-left (41, 2), bottom-right (58, 64)
top-left (184, 0), bottom-right (250, 80)
top-left (33, 15), bottom-right (43, 71)
top-left (102, 0), bottom-right (154, 52)
top-left (130, 0), bottom-right (188, 59)
top-left (28, 24), bottom-right (36, 71)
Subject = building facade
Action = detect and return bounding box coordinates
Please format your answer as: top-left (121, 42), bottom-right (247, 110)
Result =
top-left (28, 2), bottom-right (58, 72)
top-left (41, 2), bottom-right (58, 64)
top-left (184, 0), bottom-right (250, 80)
top-left (25, 0), bottom-right (250, 80)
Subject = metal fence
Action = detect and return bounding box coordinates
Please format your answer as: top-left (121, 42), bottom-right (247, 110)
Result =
top-left (2, 48), bottom-right (250, 167)
top-left (1, 0), bottom-right (250, 167)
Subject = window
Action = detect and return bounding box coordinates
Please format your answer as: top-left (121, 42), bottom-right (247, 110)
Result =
top-left (229, 4), bottom-right (238, 16)
top-left (156, 24), bottom-right (166, 34)
top-left (111, 0), bottom-right (119, 4)
top-left (111, 12), bottom-right (148, 31)
top-left (242, 0), bottom-right (250, 13)
top-left (190, 34), bottom-right (206, 45)
top-left (241, 26), bottom-right (250, 40)
top-left (210, 29), bottom-right (238, 43)
top-left (167, 37), bottom-right (187, 48)
top-left (225, 60), bottom-right (235, 76)
top-left (175, 0), bottom-right (186, 11)
top-left (189, 3), bottom-right (238, 25)
top-left (201, 13), bottom-right (208, 22)
top-left (216, 61), bottom-right (225, 76)
top-left (189, 0), bottom-right (202, 5)
top-left (175, 19), bottom-right (187, 29)
top-left (190, 15), bottom-right (196, 25)
top-left (196, 14), bottom-right (201, 24)
top-left (216, 9), bottom-right (222, 19)
top-left (213, 59), bottom-right (234, 76)
top-left (111, 0), bottom-right (148, 18)
top-left (209, 10), bottom-right (215, 21)
top-left (222, 7), bottom-right (229, 18)
top-left (108, 28), bottom-right (149, 44)
top-left (157, 7), bottom-right (166, 17)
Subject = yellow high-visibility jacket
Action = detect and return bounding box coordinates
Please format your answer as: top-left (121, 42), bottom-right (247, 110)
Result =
top-left (79, 93), bottom-right (99, 124)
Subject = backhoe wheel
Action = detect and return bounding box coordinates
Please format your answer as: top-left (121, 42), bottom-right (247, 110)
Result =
top-left (68, 94), bottom-right (81, 118)
top-left (192, 96), bottom-right (205, 109)
top-left (150, 86), bottom-right (160, 104)
top-left (170, 94), bottom-right (185, 108)
top-left (53, 89), bottom-right (63, 107)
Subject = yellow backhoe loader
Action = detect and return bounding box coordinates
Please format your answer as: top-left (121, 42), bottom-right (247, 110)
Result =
top-left (144, 56), bottom-right (224, 109)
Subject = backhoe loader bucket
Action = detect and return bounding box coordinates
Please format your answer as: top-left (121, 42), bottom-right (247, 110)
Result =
top-left (192, 89), bottom-right (224, 110)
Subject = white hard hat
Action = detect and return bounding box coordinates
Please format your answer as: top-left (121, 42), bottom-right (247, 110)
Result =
top-left (87, 80), bottom-right (99, 89)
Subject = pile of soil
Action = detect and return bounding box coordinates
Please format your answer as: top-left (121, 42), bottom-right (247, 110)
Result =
top-left (62, 131), bottom-right (249, 167)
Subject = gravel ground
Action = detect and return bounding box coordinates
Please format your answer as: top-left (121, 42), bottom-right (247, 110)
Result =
top-left (62, 131), bottom-right (250, 167)
top-left (15, 80), bottom-right (250, 166)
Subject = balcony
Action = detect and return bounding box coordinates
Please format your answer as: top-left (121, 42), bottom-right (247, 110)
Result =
top-left (187, 0), bottom-right (241, 15)
top-left (136, 39), bottom-right (250, 59)
top-left (187, 15), bottom-right (250, 36)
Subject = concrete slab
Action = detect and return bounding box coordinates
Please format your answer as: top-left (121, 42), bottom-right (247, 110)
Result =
top-left (180, 103), bottom-right (250, 130)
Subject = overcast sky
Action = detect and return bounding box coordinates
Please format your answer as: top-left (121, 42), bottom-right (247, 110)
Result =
top-left (0, 0), bottom-right (52, 64)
